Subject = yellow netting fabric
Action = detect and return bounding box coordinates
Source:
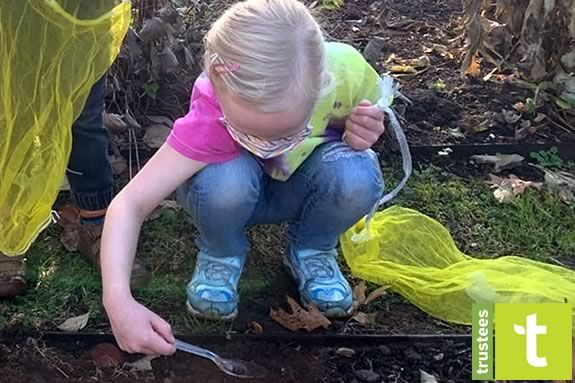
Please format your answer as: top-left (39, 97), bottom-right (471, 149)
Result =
top-left (341, 206), bottom-right (575, 325)
top-left (0, 0), bottom-right (131, 255)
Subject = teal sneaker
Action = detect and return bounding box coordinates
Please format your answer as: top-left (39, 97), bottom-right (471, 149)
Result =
top-left (283, 248), bottom-right (353, 318)
top-left (186, 252), bottom-right (244, 320)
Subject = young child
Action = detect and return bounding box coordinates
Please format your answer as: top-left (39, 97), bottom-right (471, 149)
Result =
top-left (101, 0), bottom-right (385, 355)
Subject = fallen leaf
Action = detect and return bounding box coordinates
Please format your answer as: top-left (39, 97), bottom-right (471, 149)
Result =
top-left (109, 154), bottom-right (128, 176)
top-left (248, 321), bottom-right (264, 334)
top-left (534, 165), bottom-right (575, 204)
top-left (139, 17), bottom-right (168, 45)
top-left (57, 205), bottom-right (81, 252)
top-left (491, 181), bottom-right (514, 203)
top-left (464, 53), bottom-right (481, 77)
top-left (364, 286), bottom-right (387, 306)
top-left (353, 281), bottom-right (367, 306)
top-left (387, 64), bottom-right (418, 74)
top-left (471, 154), bottom-right (525, 172)
top-left (487, 174), bottom-right (543, 203)
top-left (424, 43), bottom-right (454, 60)
top-left (145, 200), bottom-right (180, 222)
top-left (57, 312), bottom-right (90, 332)
top-left (336, 347), bottom-right (356, 358)
top-left (270, 297), bottom-right (331, 332)
top-left (501, 109), bottom-right (521, 124)
top-left (420, 369), bottom-right (439, 383)
top-left (146, 115), bottom-right (173, 128)
top-left (355, 369), bottom-right (380, 383)
top-left (534, 113), bottom-right (546, 123)
top-left (123, 113), bottom-right (142, 131)
top-left (160, 45), bottom-right (179, 74)
top-left (143, 124), bottom-right (171, 148)
top-left (351, 312), bottom-right (377, 325)
top-left (90, 343), bottom-right (124, 368)
top-left (393, 56), bottom-right (430, 68)
top-left (513, 101), bottom-right (525, 112)
top-left (103, 112), bottom-right (127, 134)
top-left (126, 355), bottom-right (157, 372)
top-left (519, 120), bottom-right (531, 130)
top-left (471, 119), bottom-right (492, 133)
top-left (516, 120), bottom-right (536, 141)
top-left (448, 127), bottom-right (465, 139)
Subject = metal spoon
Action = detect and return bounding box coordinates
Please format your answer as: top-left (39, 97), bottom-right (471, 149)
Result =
top-left (175, 339), bottom-right (269, 379)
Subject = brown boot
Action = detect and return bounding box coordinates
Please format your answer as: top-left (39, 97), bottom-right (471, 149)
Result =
top-left (58, 205), bottom-right (151, 288)
top-left (0, 254), bottom-right (27, 298)
top-left (77, 222), bottom-right (151, 288)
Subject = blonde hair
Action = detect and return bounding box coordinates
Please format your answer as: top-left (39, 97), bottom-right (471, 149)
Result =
top-left (204, 0), bottom-right (332, 113)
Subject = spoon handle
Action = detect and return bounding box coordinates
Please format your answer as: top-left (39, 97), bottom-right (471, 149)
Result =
top-left (175, 339), bottom-right (219, 361)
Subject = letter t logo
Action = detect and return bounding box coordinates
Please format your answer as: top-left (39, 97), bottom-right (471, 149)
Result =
top-left (514, 313), bottom-right (548, 368)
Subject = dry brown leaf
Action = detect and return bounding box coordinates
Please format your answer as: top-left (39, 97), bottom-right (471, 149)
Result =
top-left (488, 174), bottom-right (543, 203)
top-left (387, 64), bottom-right (418, 74)
top-left (103, 112), bottom-right (127, 134)
top-left (57, 312), bottom-right (90, 332)
top-left (465, 53), bottom-right (482, 77)
top-left (143, 124), bottom-right (171, 148)
top-left (535, 165), bottom-right (575, 204)
top-left (351, 312), bottom-right (377, 326)
top-left (393, 56), bottom-right (431, 68)
top-left (248, 321), bottom-right (264, 334)
top-left (353, 281), bottom-right (367, 306)
top-left (364, 286), bottom-right (387, 306)
top-left (270, 297), bottom-right (331, 332)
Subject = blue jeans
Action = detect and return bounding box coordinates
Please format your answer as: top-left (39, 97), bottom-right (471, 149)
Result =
top-left (176, 141), bottom-right (384, 258)
top-left (66, 75), bottom-right (114, 211)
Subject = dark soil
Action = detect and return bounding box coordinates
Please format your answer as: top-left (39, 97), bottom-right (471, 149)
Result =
top-left (318, 0), bottom-right (575, 146)
top-left (1, 334), bottom-right (559, 382)
top-left (0, 336), bottom-right (477, 383)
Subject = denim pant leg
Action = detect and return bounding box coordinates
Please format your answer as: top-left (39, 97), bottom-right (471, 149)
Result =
top-left (289, 142), bottom-right (383, 250)
top-left (66, 75), bottom-right (114, 211)
top-left (176, 151), bottom-right (263, 258)
top-left (250, 141), bottom-right (383, 251)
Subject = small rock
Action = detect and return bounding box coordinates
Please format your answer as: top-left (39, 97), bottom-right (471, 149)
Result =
top-left (378, 345), bottom-right (392, 355)
top-left (420, 369), bottom-right (439, 383)
top-left (433, 352), bottom-right (444, 361)
top-left (405, 348), bottom-right (422, 360)
top-left (90, 343), bottom-right (123, 368)
top-left (336, 347), bottom-right (356, 358)
top-left (355, 369), bottom-right (380, 383)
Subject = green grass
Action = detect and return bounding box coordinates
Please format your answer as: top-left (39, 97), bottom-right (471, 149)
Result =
top-left (1, 163), bottom-right (573, 333)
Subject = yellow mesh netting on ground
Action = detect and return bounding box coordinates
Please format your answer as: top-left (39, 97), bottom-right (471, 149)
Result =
top-left (0, 0), bottom-right (130, 255)
top-left (341, 206), bottom-right (575, 325)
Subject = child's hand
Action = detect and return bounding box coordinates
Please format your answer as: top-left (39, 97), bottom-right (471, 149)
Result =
top-left (343, 100), bottom-right (385, 150)
top-left (104, 295), bottom-right (176, 356)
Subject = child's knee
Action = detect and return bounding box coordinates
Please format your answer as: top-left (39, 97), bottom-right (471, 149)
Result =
top-left (319, 144), bottom-right (383, 211)
top-left (177, 153), bottom-right (262, 216)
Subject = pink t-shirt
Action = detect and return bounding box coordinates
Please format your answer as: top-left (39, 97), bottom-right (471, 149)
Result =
top-left (166, 42), bottom-right (382, 181)
top-left (166, 73), bottom-right (241, 164)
